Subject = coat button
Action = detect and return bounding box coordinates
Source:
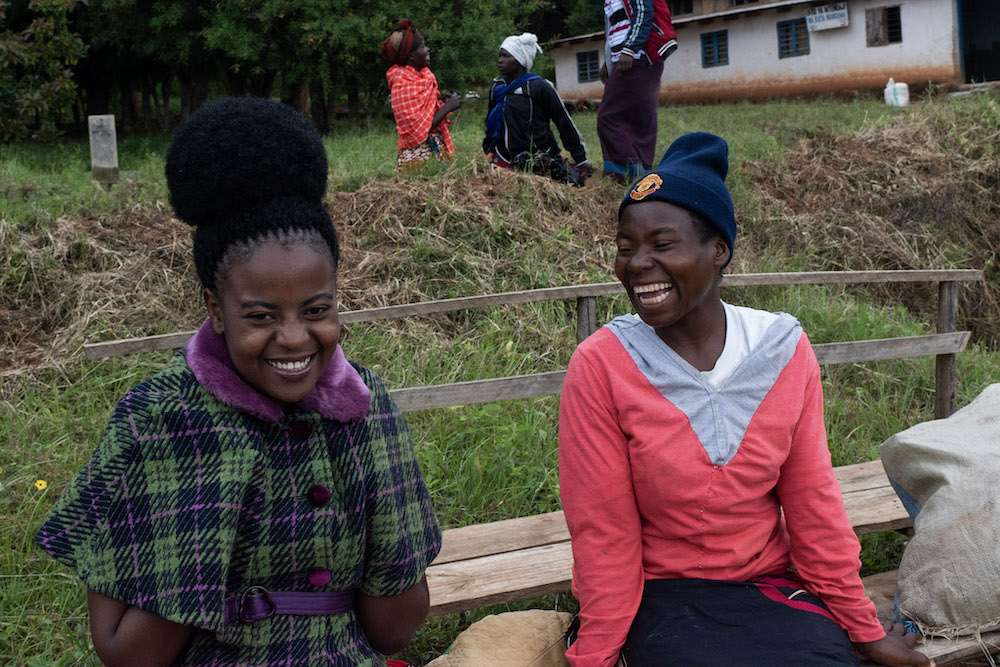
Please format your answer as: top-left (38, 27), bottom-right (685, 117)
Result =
top-left (289, 420), bottom-right (312, 441)
top-left (308, 567), bottom-right (332, 587)
top-left (306, 484), bottom-right (331, 508)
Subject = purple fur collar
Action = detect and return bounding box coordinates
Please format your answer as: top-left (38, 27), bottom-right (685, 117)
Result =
top-left (184, 318), bottom-right (371, 423)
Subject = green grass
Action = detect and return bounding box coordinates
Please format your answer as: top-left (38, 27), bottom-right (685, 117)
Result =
top-left (2, 94), bottom-right (998, 665)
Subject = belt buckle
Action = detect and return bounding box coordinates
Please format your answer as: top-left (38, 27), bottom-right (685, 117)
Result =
top-left (238, 585), bottom-right (276, 624)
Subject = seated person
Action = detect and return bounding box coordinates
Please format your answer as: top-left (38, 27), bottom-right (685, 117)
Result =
top-left (483, 32), bottom-right (592, 186)
top-left (381, 18), bottom-right (462, 172)
top-left (558, 132), bottom-right (933, 666)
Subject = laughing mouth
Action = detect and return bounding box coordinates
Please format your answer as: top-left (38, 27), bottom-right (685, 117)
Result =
top-left (267, 355), bottom-right (315, 373)
top-left (633, 282), bottom-right (673, 305)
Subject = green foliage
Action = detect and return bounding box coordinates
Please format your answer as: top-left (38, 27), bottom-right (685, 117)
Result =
top-left (0, 0), bottom-right (85, 142)
top-left (4, 95), bottom-right (1000, 663)
top-left (561, 0), bottom-right (604, 38)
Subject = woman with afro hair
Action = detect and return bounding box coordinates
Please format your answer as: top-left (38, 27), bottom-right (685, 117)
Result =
top-left (35, 97), bottom-right (441, 666)
top-left (381, 18), bottom-right (462, 171)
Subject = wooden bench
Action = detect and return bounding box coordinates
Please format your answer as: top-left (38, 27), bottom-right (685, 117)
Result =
top-left (86, 269), bottom-right (997, 664)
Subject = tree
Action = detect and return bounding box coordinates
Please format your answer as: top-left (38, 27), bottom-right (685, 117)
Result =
top-left (0, 0), bottom-right (86, 142)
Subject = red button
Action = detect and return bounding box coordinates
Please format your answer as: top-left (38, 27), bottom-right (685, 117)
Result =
top-left (308, 567), bottom-right (331, 587)
top-left (289, 421), bottom-right (312, 441)
top-left (306, 484), bottom-right (331, 508)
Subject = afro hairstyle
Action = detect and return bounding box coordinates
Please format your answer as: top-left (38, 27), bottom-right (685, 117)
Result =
top-left (165, 96), bottom-right (340, 292)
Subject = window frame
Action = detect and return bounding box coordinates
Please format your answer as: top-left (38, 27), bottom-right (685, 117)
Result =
top-left (866, 6), bottom-right (903, 47)
top-left (701, 30), bottom-right (730, 68)
top-left (576, 50), bottom-right (601, 83)
top-left (777, 18), bottom-right (810, 59)
top-left (668, 0), bottom-right (694, 15)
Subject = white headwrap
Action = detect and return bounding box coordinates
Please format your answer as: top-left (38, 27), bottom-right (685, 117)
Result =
top-left (500, 32), bottom-right (543, 71)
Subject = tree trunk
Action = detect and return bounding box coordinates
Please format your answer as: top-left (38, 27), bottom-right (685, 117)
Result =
top-left (142, 76), bottom-right (153, 131)
top-left (347, 76), bottom-right (360, 127)
top-left (119, 83), bottom-right (134, 134)
top-left (178, 73), bottom-right (195, 121)
top-left (160, 77), bottom-right (172, 130)
top-left (283, 83), bottom-right (310, 115)
top-left (310, 80), bottom-right (329, 133)
top-left (250, 72), bottom-right (275, 98)
top-left (224, 68), bottom-right (246, 96)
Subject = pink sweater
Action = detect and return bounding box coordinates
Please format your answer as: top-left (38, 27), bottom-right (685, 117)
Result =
top-left (559, 321), bottom-right (885, 666)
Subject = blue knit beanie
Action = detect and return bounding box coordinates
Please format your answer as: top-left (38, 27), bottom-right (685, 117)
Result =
top-left (618, 132), bottom-right (737, 267)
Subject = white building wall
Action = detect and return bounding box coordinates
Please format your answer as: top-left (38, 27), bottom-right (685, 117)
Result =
top-left (553, 35), bottom-right (607, 101)
top-left (552, 0), bottom-right (962, 102)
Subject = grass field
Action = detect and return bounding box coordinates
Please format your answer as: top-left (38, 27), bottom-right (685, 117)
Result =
top-left (2, 91), bottom-right (999, 664)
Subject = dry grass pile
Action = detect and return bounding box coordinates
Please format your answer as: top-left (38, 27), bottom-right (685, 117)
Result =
top-left (1, 189), bottom-right (198, 373)
top-left (745, 98), bottom-right (1000, 345)
top-left (0, 167), bottom-right (621, 373)
top-left (330, 165), bottom-right (619, 312)
top-left (4, 98), bottom-right (999, 375)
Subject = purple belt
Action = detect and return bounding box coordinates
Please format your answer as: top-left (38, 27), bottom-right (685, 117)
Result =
top-left (224, 586), bottom-right (356, 625)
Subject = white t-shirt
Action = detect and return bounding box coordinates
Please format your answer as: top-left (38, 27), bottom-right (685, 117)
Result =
top-left (701, 302), bottom-right (779, 390)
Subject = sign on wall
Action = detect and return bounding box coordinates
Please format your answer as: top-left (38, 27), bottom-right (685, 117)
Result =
top-left (806, 2), bottom-right (849, 31)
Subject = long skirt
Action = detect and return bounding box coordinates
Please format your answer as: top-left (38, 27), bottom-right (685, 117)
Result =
top-left (396, 131), bottom-right (452, 171)
top-left (568, 576), bottom-right (861, 666)
top-left (597, 58), bottom-right (664, 181)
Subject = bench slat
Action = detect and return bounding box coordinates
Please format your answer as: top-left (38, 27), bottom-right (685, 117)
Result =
top-left (428, 542), bottom-right (574, 617)
top-left (428, 461), bottom-right (914, 615)
top-left (391, 333), bottom-right (969, 413)
top-left (82, 270), bottom-right (982, 359)
top-left (843, 485), bottom-right (911, 534)
top-left (436, 511), bottom-right (568, 565)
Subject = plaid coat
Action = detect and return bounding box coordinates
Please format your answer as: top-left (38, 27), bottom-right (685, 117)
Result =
top-left (35, 320), bottom-right (441, 665)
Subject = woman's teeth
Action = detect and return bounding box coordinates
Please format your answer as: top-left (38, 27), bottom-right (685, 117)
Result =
top-left (634, 282), bottom-right (672, 305)
top-left (268, 356), bottom-right (313, 372)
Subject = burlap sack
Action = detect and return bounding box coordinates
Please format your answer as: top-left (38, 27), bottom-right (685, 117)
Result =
top-left (879, 383), bottom-right (1000, 637)
top-left (425, 610), bottom-right (572, 667)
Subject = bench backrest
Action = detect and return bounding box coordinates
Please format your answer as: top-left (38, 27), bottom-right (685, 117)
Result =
top-left (85, 269), bottom-right (982, 419)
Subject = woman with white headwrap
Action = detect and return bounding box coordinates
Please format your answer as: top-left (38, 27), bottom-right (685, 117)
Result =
top-left (483, 32), bottom-right (593, 186)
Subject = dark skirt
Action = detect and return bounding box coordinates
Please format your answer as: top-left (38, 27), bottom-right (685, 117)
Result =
top-left (597, 58), bottom-right (664, 178)
top-left (569, 576), bottom-right (861, 666)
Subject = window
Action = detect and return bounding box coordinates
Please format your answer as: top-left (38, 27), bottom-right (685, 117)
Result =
top-left (668, 0), bottom-right (693, 15)
top-left (577, 50), bottom-right (600, 83)
top-left (866, 6), bottom-right (902, 46)
top-left (701, 30), bottom-right (729, 67)
top-left (777, 18), bottom-right (809, 58)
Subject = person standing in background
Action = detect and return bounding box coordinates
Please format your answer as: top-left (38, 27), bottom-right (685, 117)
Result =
top-left (381, 19), bottom-right (462, 172)
top-left (598, 0), bottom-right (677, 182)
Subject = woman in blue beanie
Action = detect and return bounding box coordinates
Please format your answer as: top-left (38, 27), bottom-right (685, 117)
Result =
top-left (558, 132), bottom-right (933, 666)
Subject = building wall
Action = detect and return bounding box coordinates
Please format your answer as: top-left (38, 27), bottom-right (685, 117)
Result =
top-left (553, 36), bottom-right (608, 101)
top-left (551, 0), bottom-right (962, 102)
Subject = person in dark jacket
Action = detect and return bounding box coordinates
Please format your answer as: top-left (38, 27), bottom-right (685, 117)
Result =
top-left (483, 32), bottom-right (593, 186)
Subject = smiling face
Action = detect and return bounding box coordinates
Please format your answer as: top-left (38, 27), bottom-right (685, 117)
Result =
top-left (498, 48), bottom-right (525, 81)
top-left (204, 239), bottom-right (340, 409)
top-left (615, 200), bottom-right (729, 341)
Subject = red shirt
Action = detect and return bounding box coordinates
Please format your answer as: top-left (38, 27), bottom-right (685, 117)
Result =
top-left (386, 65), bottom-right (454, 153)
top-left (559, 324), bottom-right (884, 666)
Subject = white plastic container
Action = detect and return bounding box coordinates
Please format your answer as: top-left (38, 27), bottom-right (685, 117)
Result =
top-left (884, 78), bottom-right (910, 107)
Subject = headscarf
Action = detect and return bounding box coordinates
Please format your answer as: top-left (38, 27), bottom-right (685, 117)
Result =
top-left (500, 32), bottom-right (543, 71)
top-left (380, 18), bottom-right (424, 67)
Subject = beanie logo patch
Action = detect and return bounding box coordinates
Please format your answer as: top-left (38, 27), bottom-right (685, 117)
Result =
top-left (630, 174), bottom-right (662, 201)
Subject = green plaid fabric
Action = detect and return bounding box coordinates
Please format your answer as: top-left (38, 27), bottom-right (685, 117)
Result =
top-left (36, 352), bottom-right (441, 665)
